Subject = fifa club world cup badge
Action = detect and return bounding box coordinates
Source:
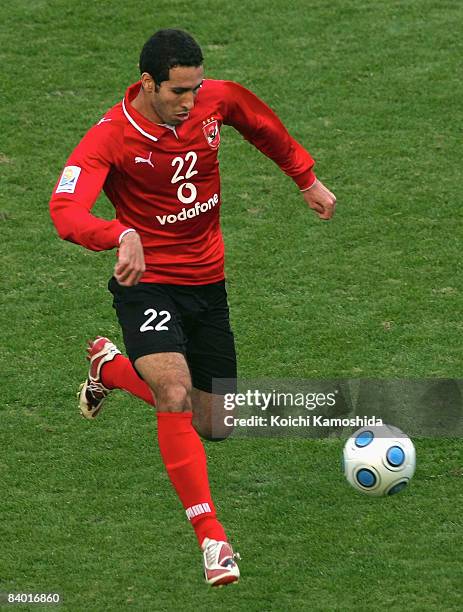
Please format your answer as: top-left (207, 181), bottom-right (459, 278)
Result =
top-left (202, 117), bottom-right (220, 149)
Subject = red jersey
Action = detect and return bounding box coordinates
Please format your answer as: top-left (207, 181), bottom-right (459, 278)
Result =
top-left (50, 79), bottom-right (315, 284)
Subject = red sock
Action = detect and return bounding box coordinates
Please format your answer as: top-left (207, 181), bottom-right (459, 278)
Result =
top-left (101, 355), bottom-right (155, 406)
top-left (157, 411), bottom-right (227, 547)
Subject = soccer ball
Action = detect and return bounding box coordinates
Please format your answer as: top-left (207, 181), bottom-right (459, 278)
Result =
top-left (342, 424), bottom-right (416, 497)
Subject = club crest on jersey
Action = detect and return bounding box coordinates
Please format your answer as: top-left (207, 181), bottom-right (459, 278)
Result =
top-left (202, 117), bottom-right (220, 149)
top-left (56, 165), bottom-right (81, 194)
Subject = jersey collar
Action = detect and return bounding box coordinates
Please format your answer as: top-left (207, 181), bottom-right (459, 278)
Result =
top-left (122, 81), bottom-right (171, 142)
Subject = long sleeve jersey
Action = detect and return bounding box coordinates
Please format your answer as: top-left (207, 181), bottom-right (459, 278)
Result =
top-left (49, 79), bottom-right (315, 284)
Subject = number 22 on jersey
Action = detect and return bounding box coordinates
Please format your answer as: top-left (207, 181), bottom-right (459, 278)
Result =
top-left (171, 151), bottom-right (198, 205)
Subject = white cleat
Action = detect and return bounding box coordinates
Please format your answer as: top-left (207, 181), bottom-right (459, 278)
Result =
top-left (78, 336), bottom-right (121, 419)
top-left (202, 538), bottom-right (240, 587)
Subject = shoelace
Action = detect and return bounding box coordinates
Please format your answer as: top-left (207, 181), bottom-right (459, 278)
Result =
top-left (87, 379), bottom-right (108, 398)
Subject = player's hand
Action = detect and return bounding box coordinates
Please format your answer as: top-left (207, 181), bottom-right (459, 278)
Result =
top-left (302, 179), bottom-right (337, 220)
top-left (114, 231), bottom-right (146, 286)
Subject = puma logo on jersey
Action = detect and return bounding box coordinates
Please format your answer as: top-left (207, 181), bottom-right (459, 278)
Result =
top-left (134, 152), bottom-right (154, 168)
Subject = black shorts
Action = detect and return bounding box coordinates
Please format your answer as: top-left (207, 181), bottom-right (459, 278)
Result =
top-left (108, 277), bottom-right (237, 393)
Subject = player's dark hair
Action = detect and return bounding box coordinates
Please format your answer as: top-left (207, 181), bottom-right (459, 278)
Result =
top-left (139, 29), bottom-right (203, 85)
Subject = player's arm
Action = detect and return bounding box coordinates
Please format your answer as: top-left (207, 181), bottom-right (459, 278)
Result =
top-left (50, 123), bottom-right (133, 250)
top-left (221, 81), bottom-right (336, 220)
top-left (49, 123), bottom-right (145, 285)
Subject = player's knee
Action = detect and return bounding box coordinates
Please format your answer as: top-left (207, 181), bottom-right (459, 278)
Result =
top-left (196, 426), bottom-right (233, 442)
top-left (192, 413), bottom-right (234, 441)
top-left (156, 381), bottom-right (192, 412)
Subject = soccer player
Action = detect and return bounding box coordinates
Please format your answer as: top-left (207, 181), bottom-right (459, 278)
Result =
top-left (49, 29), bottom-right (336, 586)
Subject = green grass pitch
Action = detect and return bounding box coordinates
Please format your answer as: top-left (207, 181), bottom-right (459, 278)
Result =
top-left (1, 0), bottom-right (462, 610)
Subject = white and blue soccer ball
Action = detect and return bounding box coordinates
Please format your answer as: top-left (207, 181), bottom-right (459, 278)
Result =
top-left (342, 424), bottom-right (416, 497)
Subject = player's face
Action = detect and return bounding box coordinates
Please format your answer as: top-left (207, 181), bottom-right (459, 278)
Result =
top-left (151, 66), bottom-right (204, 126)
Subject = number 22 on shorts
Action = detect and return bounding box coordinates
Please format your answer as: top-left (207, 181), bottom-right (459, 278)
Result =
top-left (140, 309), bottom-right (171, 332)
